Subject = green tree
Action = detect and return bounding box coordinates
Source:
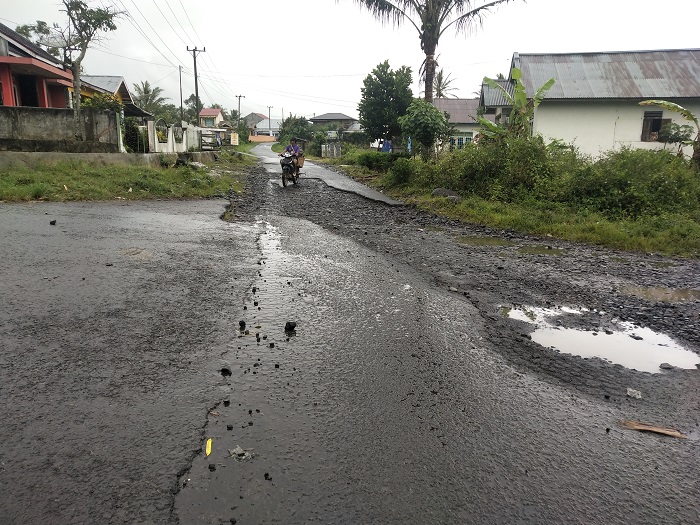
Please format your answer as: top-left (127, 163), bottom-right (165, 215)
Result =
top-left (478, 67), bottom-right (554, 138)
top-left (352, 0), bottom-right (517, 103)
top-left (15, 20), bottom-right (66, 61)
top-left (639, 100), bottom-right (700, 170)
top-left (132, 81), bottom-right (169, 114)
top-left (433, 69), bottom-right (457, 98)
top-left (358, 60), bottom-right (413, 145)
top-left (183, 94), bottom-right (202, 124)
top-left (398, 98), bottom-right (450, 158)
top-left (60, 1), bottom-right (121, 139)
top-left (279, 115), bottom-right (312, 145)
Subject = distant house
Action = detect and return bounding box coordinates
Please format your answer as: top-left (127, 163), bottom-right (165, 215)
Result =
top-left (309, 112), bottom-right (357, 129)
top-left (199, 107), bottom-right (225, 128)
top-left (244, 112), bottom-right (267, 127)
top-left (0, 22), bottom-right (72, 108)
top-left (484, 49), bottom-right (700, 157)
top-left (253, 118), bottom-right (283, 137)
top-left (433, 98), bottom-right (490, 149)
top-left (80, 75), bottom-right (152, 120)
top-left (478, 78), bottom-right (513, 127)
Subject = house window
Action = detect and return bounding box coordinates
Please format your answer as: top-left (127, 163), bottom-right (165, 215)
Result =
top-left (203, 117), bottom-right (214, 127)
top-left (641, 111), bottom-right (670, 142)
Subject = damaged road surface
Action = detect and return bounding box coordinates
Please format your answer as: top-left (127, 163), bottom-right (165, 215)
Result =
top-left (2, 150), bottom-right (700, 524)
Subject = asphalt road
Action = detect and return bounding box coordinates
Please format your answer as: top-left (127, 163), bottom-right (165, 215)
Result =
top-left (1, 156), bottom-right (698, 525)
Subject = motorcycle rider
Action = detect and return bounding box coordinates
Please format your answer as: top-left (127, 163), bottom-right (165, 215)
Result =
top-left (279, 137), bottom-right (303, 175)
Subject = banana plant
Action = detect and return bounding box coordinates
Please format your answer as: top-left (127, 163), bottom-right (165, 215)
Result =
top-left (639, 100), bottom-right (700, 169)
top-left (478, 67), bottom-right (555, 138)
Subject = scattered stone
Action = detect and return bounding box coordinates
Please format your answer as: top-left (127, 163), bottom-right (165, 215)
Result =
top-left (208, 463), bottom-right (216, 471)
top-left (431, 188), bottom-right (460, 198)
top-left (275, 364), bottom-right (280, 368)
top-left (285, 321), bottom-right (297, 332)
top-left (227, 425), bottom-right (233, 430)
top-left (264, 472), bottom-right (271, 481)
top-left (269, 342), bottom-right (275, 348)
top-left (239, 320), bottom-right (246, 330)
top-left (220, 366), bottom-right (232, 377)
top-left (224, 400), bottom-right (230, 407)
top-left (659, 363), bottom-right (674, 370)
top-left (626, 387), bottom-right (642, 399)
top-left (252, 287), bottom-right (257, 293)
top-left (49, 220), bottom-right (57, 225)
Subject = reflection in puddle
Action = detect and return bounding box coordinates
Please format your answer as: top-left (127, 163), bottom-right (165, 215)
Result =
top-left (504, 305), bottom-right (699, 373)
top-left (620, 285), bottom-right (700, 303)
top-left (517, 245), bottom-right (566, 256)
top-left (456, 236), bottom-right (517, 247)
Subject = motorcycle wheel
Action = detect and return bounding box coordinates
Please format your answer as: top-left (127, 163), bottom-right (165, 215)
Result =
top-left (282, 168), bottom-right (289, 187)
top-left (292, 172), bottom-right (298, 184)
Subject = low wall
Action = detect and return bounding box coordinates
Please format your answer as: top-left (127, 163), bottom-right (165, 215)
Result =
top-left (0, 106), bottom-right (120, 153)
top-left (249, 135), bottom-right (276, 143)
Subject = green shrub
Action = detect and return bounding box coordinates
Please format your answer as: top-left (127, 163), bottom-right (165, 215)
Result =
top-left (387, 157), bottom-right (414, 184)
top-left (567, 148), bottom-right (700, 219)
top-left (354, 151), bottom-right (408, 172)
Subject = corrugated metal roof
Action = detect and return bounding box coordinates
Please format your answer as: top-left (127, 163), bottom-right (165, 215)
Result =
top-left (81, 75), bottom-right (134, 104)
top-left (432, 98), bottom-right (480, 124)
top-left (480, 79), bottom-right (513, 107)
top-left (516, 49), bottom-right (700, 99)
top-left (310, 113), bottom-right (356, 122)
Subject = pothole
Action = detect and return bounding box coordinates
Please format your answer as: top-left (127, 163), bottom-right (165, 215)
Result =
top-left (619, 285), bottom-right (700, 303)
top-left (503, 305), bottom-right (700, 373)
top-left (516, 245), bottom-right (566, 256)
top-left (456, 235), bottom-right (517, 247)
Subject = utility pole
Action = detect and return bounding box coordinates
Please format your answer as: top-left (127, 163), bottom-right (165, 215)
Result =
top-left (178, 65), bottom-right (183, 123)
top-left (187, 46), bottom-right (206, 124)
top-left (235, 94), bottom-right (245, 130)
top-left (267, 105), bottom-right (273, 137)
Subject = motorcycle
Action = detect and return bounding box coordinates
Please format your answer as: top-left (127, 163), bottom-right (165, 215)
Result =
top-left (279, 151), bottom-right (302, 187)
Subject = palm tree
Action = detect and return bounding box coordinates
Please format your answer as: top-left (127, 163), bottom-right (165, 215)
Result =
top-left (434, 69), bottom-right (457, 98)
top-left (132, 81), bottom-right (169, 114)
top-left (352, 1), bottom-right (517, 103)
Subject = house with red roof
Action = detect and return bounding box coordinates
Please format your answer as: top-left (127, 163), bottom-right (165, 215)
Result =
top-left (199, 107), bottom-right (225, 128)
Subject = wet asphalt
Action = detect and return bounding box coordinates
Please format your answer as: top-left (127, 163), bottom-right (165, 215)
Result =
top-left (1, 149), bottom-right (699, 524)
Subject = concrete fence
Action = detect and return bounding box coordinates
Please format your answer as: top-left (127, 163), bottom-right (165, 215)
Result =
top-left (0, 106), bottom-right (121, 153)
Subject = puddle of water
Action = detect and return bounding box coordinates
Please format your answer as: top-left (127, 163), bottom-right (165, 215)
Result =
top-left (456, 236), bottom-right (517, 247)
top-left (517, 245), bottom-right (566, 256)
top-left (620, 285), bottom-right (700, 303)
top-left (504, 305), bottom-right (700, 373)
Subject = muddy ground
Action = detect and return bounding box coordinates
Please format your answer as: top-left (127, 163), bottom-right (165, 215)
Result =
top-left (229, 163), bottom-right (700, 431)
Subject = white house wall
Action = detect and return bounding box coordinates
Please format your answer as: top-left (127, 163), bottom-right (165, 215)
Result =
top-left (532, 100), bottom-right (700, 158)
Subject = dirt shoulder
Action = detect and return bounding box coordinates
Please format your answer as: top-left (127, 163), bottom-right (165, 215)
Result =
top-left (229, 163), bottom-right (700, 431)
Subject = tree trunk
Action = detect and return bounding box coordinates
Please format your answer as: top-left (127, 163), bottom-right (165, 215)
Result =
top-left (71, 61), bottom-right (83, 141)
top-left (424, 53), bottom-right (436, 104)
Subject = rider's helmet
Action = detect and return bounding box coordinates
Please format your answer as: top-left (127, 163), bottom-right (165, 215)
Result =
top-left (291, 137), bottom-right (297, 143)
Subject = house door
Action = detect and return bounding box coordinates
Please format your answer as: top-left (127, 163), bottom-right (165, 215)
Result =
top-left (17, 75), bottom-right (40, 107)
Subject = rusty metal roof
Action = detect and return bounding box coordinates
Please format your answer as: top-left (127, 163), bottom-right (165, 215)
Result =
top-left (432, 98), bottom-right (481, 124)
top-left (513, 49), bottom-right (700, 100)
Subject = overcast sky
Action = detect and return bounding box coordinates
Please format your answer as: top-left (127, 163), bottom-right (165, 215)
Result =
top-left (2, 0), bottom-right (699, 120)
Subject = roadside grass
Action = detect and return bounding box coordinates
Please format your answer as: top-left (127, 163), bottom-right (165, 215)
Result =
top-left (0, 156), bottom-right (248, 202)
top-left (319, 162), bottom-right (700, 256)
